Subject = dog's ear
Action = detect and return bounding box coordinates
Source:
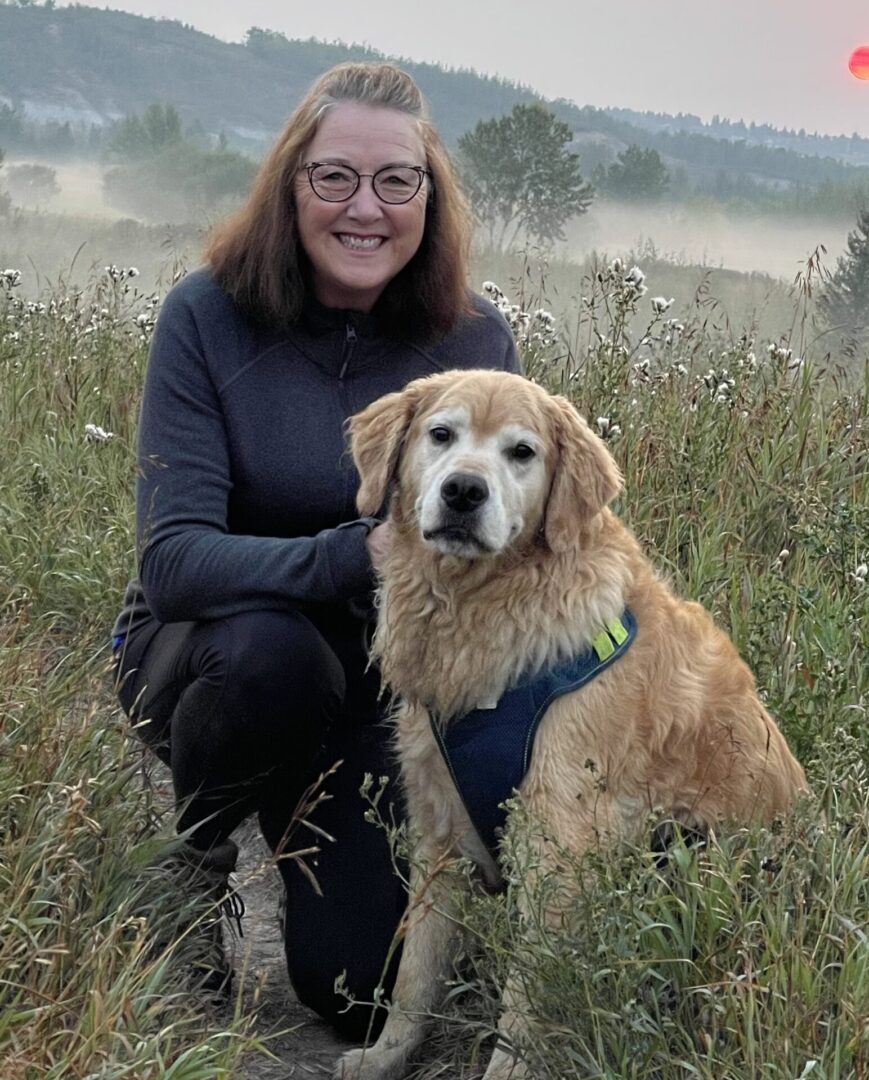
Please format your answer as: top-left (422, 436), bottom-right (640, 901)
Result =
top-left (349, 384), bottom-right (422, 516)
top-left (544, 395), bottom-right (623, 552)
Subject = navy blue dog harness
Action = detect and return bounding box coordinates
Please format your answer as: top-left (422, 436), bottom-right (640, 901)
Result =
top-left (430, 609), bottom-right (637, 854)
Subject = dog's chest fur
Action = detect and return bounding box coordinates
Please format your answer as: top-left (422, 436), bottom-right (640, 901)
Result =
top-left (372, 515), bottom-right (634, 722)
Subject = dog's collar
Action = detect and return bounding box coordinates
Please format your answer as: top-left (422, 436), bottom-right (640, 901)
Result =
top-left (430, 608), bottom-right (637, 858)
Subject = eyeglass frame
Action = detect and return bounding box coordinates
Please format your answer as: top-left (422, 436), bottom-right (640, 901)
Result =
top-left (302, 161), bottom-right (432, 205)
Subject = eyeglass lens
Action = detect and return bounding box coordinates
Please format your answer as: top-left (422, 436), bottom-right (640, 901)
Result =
top-left (309, 164), bottom-right (424, 204)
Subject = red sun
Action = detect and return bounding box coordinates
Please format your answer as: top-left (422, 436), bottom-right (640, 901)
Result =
top-left (849, 46), bottom-right (869, 79)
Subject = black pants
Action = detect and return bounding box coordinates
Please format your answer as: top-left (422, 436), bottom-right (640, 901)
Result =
top-left (115, 608), bottom-right (406, 1040)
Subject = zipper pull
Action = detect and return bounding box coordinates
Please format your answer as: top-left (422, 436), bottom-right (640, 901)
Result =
top-left (339, 322), bottom-right (357, 380)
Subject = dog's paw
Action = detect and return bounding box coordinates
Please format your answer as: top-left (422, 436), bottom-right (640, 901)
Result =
top-left (333, 1045), bottom-right (407, 1080)
top-left (482, 1046), bottom-right (530, 1079)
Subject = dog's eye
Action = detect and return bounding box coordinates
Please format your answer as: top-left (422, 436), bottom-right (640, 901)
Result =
top-left (510, 443), bottom-right (536, 461)
top-left (430, 426), bottom-right (452, 444)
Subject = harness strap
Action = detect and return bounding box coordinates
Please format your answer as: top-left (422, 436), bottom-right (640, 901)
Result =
top-left (431, 609), bottom-right (637, 856)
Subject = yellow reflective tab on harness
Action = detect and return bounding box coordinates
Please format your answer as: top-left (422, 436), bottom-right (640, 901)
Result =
top-left (592, 615), bottom-right (629, 661)
top-left (592, 629), bottom-right (615, 661)
top-left (607, 616), bottom-right (629, 645)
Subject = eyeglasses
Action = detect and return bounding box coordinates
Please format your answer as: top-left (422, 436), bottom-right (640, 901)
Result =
top-left (303, 162), bottom-right (431, 205)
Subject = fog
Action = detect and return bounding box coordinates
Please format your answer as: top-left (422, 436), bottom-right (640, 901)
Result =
top-left (565, 203), bottom-right (848, 283)
top-left (47, 161), bottom-right (125, 220)
top-left (0, 157), bottom-right (854, 332)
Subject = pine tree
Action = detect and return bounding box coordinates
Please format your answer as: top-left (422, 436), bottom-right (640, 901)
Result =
top-left (594, 145), bottom-right (670, 201)
top-left (820, 209), bottom-right (869, 342)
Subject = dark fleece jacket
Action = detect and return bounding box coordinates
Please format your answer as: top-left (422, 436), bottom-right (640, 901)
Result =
top-left (113, 268), bottom-right (520, 643)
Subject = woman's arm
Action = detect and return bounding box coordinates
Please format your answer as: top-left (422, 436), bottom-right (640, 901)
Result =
top-left (135, 283), bottom-right (376, 624)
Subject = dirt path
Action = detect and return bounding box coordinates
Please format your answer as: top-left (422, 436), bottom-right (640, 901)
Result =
top-left (230, 819), bottom-right (353, 1079)
top-left (142, 755), bottom-right (353, 1077)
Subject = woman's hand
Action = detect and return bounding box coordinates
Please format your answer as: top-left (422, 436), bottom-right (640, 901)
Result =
top-left (366, 522), bottom-right (392, 571)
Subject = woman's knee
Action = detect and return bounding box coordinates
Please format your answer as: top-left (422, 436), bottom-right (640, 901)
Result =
top-left (198, 610), bottom-right (347, 721)
top-left (283, 932), bottom-right (397, 1042)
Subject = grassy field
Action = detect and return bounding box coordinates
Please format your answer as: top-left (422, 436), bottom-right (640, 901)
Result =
top-left (0, 252), bottom-right (866, 1078)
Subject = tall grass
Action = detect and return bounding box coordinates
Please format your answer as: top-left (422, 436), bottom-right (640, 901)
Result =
top-left (413, 256), bottom-right (869, 1078)
top-left (0, 267), bottom-right (261, 1077)
top-left (1, 251), bottom-right (866, 1077)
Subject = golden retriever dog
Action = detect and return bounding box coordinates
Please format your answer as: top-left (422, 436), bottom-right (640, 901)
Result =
top-left (336, 370), bottom-right (807, 1080)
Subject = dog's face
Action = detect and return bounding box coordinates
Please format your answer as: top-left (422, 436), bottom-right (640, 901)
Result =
top-left (350, 370), bottom-right (622, 557)
top-left (407, 393), bottom-right (545, 556)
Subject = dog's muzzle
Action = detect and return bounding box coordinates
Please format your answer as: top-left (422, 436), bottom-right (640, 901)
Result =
top-left (440, 472), bottom-right (489, 514)
top-left (422, 471), bottom-right (492, 552)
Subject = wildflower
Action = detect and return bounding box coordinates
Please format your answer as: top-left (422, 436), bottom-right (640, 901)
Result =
top-left (595, 417), bottom-right (621, 440)
top-left (104, 265), bottom-right (139, 284)
top-left (650, 296), bottom-right (674, 315)
top-left (853, 563), bottom-right (868, 585)
top-left (1, 269), bottom-right (22, 289)
top-left (631, 359), bottom-right (651, 384)
top-left (84, 423), bottom-right (114, 443)
top-left (767, 343), bottom-right (793, 365)
top-left (481, 283), bottom-right (558, 351)
top-left (623, 266), bottom-right (646, 291)
top-left (609, 257), bottom-right (623, 274)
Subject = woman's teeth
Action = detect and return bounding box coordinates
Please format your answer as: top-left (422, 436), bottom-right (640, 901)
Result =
top-left (339, 234), bottom-right (383, 250)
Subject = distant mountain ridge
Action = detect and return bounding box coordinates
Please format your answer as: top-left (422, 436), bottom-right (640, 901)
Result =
top-left (2, 1), bottom-right (869, 192)
top-left (0, 4), bottom-right (538, 147)
top-left (605, 107), bottom-right (869, 168)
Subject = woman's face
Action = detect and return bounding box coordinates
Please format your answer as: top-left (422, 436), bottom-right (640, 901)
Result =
top-left (295, 102), bottom-right (429, 312)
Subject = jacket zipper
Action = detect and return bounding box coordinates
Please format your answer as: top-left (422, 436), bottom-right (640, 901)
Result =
top-left (338, 322), bottom-right (357, 380)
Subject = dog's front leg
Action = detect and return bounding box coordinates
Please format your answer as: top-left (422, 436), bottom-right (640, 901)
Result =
top-left (335, 844), bottom-right (461, 1080)
top-left (481, 978), bottom-right (532, 1079)
top-left (481, 800), bottom-right (617, 1080)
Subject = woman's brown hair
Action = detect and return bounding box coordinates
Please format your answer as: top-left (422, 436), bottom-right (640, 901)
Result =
top-left (205, 62), bottom-right (474, 341)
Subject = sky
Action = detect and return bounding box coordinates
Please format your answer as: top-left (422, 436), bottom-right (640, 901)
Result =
top-left (58, 0), bottom-right (869, 138)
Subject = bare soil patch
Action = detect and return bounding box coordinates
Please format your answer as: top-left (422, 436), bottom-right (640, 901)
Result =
top-left (226, 820), bottom-right (355, 1078)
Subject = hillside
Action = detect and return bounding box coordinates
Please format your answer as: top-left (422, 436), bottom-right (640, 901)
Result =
top-left (0, 4), bottom-right (536, 147)
top-left (1, 2), bottom-right (869, 204)
top-left (606, 106), bottom-right (869, 168)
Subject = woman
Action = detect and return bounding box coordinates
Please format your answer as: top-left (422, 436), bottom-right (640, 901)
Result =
top-left (113, 61), bottom-right (520, 1039)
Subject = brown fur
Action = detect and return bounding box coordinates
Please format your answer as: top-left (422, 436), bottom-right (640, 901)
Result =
top-left (337, 370), bottom-right (807, 1080)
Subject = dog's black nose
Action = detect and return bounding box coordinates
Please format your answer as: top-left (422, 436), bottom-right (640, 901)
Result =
top-left (440, 472), bottom-right (489, 513)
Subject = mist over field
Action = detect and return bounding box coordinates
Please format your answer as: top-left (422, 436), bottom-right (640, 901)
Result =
top-left (3, 155), bottom-right (853, 279)
top-left (566, 201), bottom-right (849, 281)
top-left (0, 153), bottom-right (856, 363)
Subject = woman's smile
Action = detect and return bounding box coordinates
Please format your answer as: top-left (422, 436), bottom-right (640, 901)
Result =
top-left (295, 102), bottom-right (428, 312)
